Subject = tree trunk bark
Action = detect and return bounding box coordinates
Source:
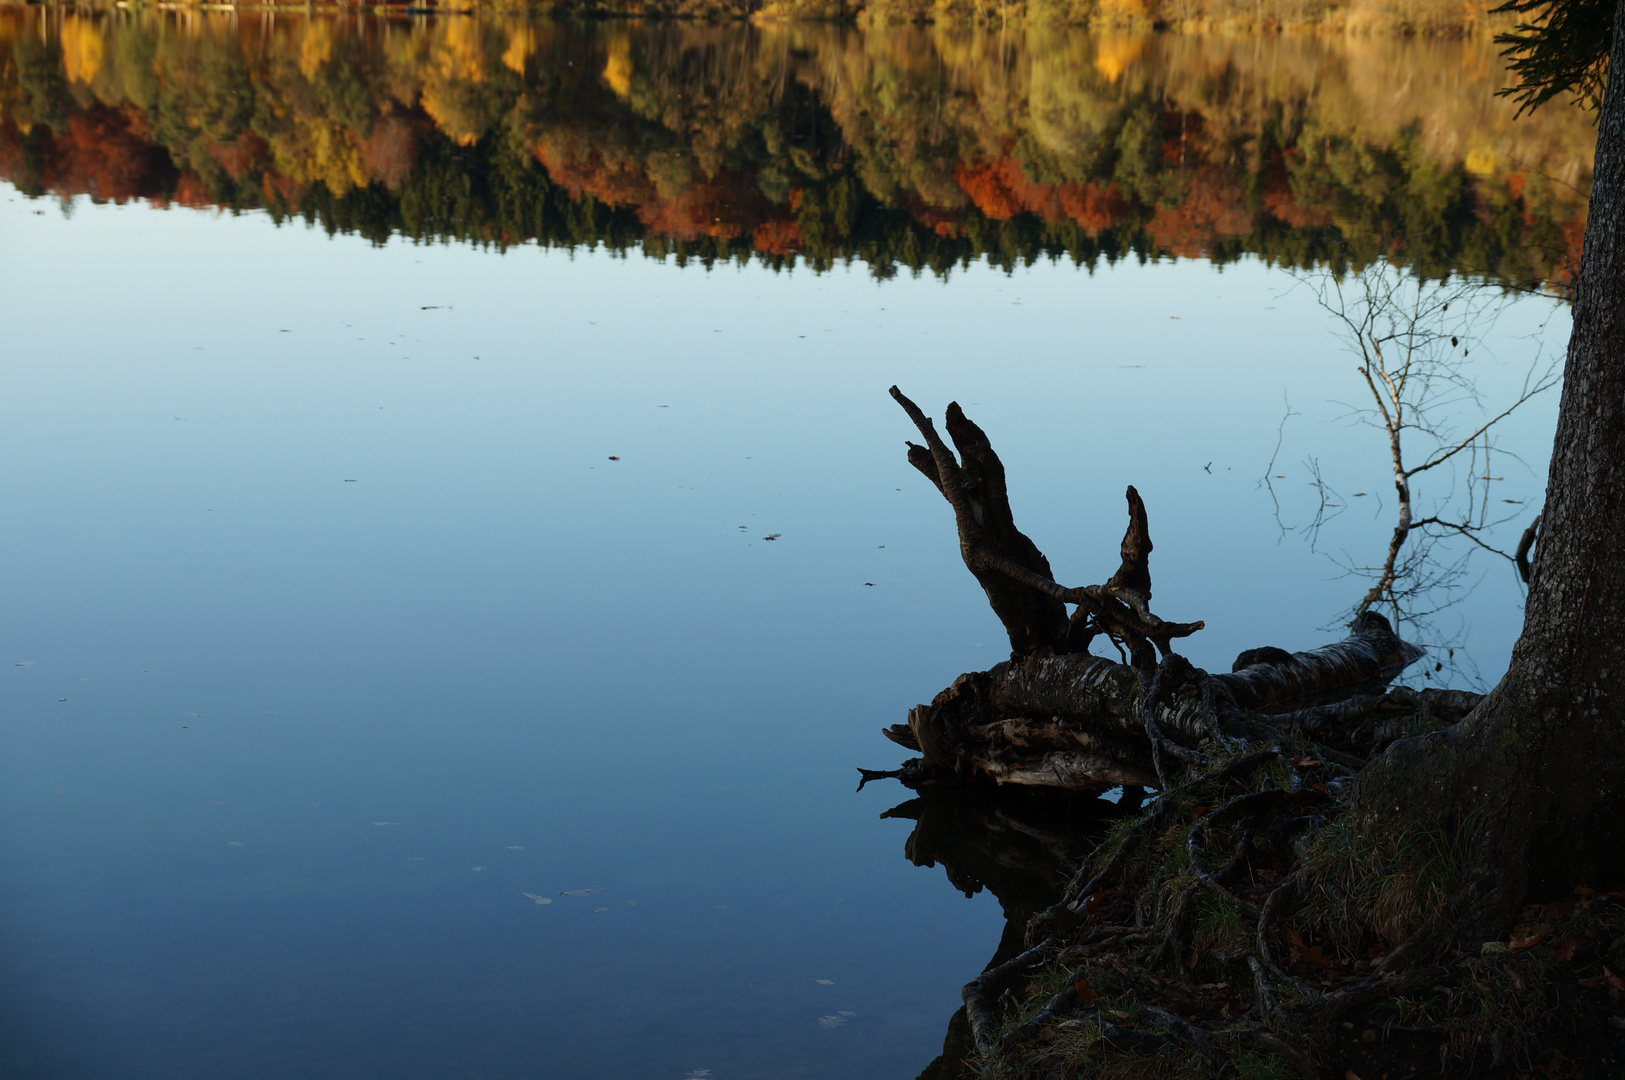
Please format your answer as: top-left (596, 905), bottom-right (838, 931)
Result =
top-left (1351, 0), bottom-right (1625, 938)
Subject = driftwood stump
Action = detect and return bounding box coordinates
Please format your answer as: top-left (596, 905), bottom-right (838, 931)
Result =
top-left (868, 389), bottom-right (1436, 795)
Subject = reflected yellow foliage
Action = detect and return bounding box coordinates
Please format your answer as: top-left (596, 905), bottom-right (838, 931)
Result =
top-left (420, 18), bottom-right (494, 145)
top-left (603, 33), bottom-right (633, 97)
top-left (502, 23), bottom-right (538, 74)
top-left (298, 19), bottom-right (334, 79)
top-left (1464, 145), bottom-right (1498, 176)
top-left (435, 17), bottom-right (488, 83)
top-left (274, 117), bottom-right (369, 195)
top-left (60, 16), bottom-right (104, 85)
top-left (1092, 33), bottom-right (1144, 81)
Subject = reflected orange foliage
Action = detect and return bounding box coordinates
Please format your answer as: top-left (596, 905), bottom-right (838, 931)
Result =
top-left (1146, 169), bottom-right (1256, 256)
top-left (956, 156), bottom-right (1128, 234)
top-left (169, 172), bottom-right (215, 209)
top-left (42, 108), bottom-right (169, 202)
top-left (537, 143), bottom-right (660, 207)
top-left (753, 218), bottom-right (802, 254)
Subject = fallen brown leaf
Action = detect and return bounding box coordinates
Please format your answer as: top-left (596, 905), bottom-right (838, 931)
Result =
top-left (1508, 930), bottom-right (1549, 953)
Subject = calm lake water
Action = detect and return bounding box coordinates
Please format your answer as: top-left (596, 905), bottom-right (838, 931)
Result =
top-left (0, 11), bottom-right (1582, 1079)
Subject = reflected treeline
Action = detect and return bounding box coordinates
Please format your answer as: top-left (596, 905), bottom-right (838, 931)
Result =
top-left (0, 9), bottom-right (1595, 283)
top-left (883, 782), bottom-right (1126, 1079)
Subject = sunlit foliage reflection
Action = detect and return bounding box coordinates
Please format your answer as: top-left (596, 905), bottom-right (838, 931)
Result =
top-left (0, 9), bottom-right (1595, 284)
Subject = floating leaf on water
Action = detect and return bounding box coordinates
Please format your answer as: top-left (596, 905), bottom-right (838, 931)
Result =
top-left (814, 979), bottom-right (834, 985)
top-left (522, 893), bottom-right (553, 905)
top-left (817, 1015), bottom-right (847, 1029)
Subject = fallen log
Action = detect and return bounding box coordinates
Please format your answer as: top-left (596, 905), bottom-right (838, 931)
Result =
top-left (1215, 611), bottom-right (1425, 712)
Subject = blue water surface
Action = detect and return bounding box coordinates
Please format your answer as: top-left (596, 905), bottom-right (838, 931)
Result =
top-left (0, 189), bottom-right (1563, 1079)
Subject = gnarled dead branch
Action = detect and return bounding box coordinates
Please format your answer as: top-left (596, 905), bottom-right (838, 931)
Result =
top-left (880, 391), bottom-right (1428, 794)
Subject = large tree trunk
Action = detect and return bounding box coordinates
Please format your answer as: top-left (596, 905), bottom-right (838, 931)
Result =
top-left (1351, 0), bottom-right (1625, 937)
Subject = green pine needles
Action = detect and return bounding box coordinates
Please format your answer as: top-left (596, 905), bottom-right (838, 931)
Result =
top-left (1495, 0), bottom-right (1615, 114)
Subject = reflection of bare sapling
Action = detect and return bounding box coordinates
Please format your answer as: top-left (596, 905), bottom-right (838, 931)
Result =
top-left (1274, 265), bottom-right (1559, 679)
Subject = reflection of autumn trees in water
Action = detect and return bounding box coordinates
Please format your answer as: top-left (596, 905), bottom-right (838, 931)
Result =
top-left (0, 9), bottom-right (1595, 283)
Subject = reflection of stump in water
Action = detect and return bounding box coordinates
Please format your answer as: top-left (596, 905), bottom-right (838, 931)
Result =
top-left (885, 782), bottom-right (1133, 1080)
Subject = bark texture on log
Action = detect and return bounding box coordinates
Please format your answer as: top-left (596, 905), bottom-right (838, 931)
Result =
top-left (1353, 0), bottom-right (1625, 938)
top-left (1214, 611), bottom-right (1426, 712)
top-left (888, 619), bottom-right (1427, 792)
top-left (885, 655), bottom-right (1156, 789)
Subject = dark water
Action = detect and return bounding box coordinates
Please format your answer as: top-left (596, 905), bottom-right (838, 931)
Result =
top-left (0, 13), bottom-right (1576, 1080)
